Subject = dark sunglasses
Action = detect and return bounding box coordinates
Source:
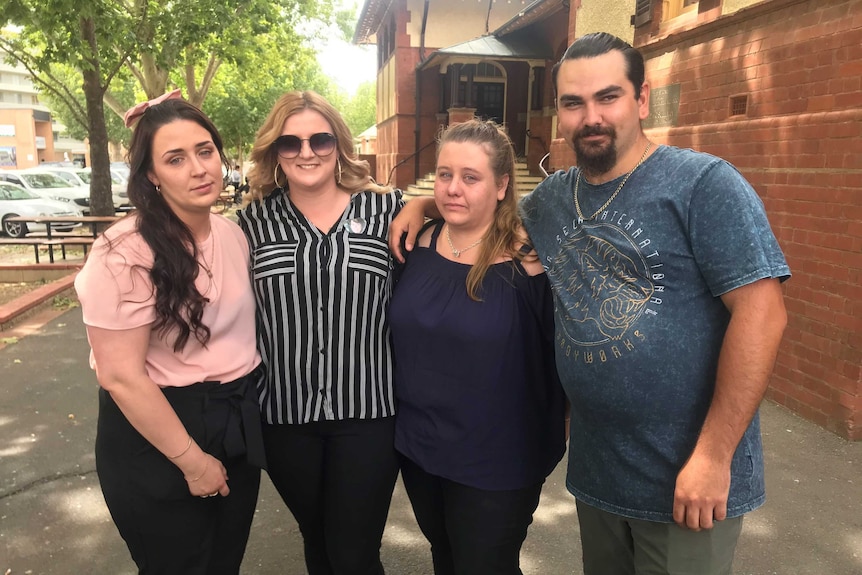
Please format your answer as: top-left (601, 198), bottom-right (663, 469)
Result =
top-left (272, 133), bottom-right (337, 159)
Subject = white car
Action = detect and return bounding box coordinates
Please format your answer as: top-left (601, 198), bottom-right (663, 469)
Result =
top-left (0, 170), bottom-right (90, 213)
top-left (0, 181), bottom-right (84, 238)
top-left (38, 166), bottom-right (128, 210)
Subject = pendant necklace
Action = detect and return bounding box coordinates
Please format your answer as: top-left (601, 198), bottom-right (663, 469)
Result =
top-left (445, 225), bottom-right (483, 258)
top-left (573, 141), bottom-right (652, 224)
top-left (199, 230), bottom-right (214, 279)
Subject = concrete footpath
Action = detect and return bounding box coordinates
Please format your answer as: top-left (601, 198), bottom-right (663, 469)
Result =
top-left (0, 306), bottom-right (860, 574)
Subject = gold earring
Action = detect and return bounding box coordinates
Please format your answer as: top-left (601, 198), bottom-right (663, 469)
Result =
top-left (336, 156), bottom-right (343, 185)
top-left (273, 164), bottom-right (285, 190)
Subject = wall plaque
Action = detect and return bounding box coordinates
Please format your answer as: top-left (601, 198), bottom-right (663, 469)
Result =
top-left (643, 84), bottom-right (681, 129)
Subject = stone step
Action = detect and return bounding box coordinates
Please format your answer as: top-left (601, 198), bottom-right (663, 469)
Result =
top-left (405, 185), bottom-right (434, 197)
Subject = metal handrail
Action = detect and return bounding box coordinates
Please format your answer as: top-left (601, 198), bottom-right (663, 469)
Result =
top-left (387, 139), bottom-right (438, 187)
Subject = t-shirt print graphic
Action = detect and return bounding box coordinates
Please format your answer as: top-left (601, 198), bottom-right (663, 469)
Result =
top-left (549, 224), bottom-right (653, 346)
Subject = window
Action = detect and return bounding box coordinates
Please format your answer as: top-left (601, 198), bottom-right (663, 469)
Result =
top-left (475, 62), bottom-right (503, 78)
top-left (663, 0), bottom-right (699, 21)
top-left (729, 95), bottom-right (748, 117)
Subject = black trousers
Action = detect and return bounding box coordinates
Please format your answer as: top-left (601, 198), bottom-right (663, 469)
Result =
top-left (399, 455), bottom-right (544, 575)
top-left (263, 417), bottom-right (399, 575)
top-left (95, 376), bottom-right (264, 575)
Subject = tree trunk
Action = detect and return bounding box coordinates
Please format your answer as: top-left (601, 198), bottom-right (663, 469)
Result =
top-left (79, 16), bottom-right (114, 217)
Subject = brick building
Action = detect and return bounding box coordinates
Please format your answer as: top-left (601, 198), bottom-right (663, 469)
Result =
top-left (354, 0), bottom-right (862, 439)
top-left (633, 0), bottom-right (861, 439)
top-left (0, 55), bottom-right (90, 168)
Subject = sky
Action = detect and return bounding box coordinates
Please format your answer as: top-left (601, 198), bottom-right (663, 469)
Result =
top-left (315, 0), bottom-right (377, 95)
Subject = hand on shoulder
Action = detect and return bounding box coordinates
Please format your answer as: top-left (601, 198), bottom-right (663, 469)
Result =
top-left (515, 226), bottom-right (544, 276)
top-left (518, 248), bottom-right (545, 276)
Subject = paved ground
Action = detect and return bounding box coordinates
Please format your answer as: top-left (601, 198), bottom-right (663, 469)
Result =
top-left (0, 306), bottom-right (860, 574)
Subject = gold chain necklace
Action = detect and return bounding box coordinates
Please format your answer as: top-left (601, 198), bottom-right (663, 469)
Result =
top-left (573, 141), bottom-right (652, 224)
top-left (445, 224), bottom-right (483, 258)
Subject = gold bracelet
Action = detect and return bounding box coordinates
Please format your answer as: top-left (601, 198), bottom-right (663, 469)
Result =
top-left (168, 435), bottom-right (193, 460)
top-left (185, 459), bottom-right (209, 483)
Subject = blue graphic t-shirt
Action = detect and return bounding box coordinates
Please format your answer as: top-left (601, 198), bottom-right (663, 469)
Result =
top-left (520, 145), bottom-right (790, 522)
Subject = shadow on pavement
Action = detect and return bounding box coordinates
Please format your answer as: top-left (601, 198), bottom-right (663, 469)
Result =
top-left (1, 307), bottom-right (859, 574)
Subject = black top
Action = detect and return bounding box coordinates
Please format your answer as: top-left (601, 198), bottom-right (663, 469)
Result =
top-left (237, 189), bottom-right (403, 424)
top-left (390, 221), bottom-right (566, 490)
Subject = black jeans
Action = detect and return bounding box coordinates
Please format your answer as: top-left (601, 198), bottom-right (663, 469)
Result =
top-left (95, 377), bottom-right (263, 575)
top-left (399, 455), bottom-right (544, 575)
top-left (263, 417), bottom-right (399, 575)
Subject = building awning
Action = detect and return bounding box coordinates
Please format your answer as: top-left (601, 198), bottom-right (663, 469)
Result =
top-left (492, 0), bottom-right (566, 37)
top-left (352, 0), bottom-right (566, 46)
top-left (353, 0), bottom-right (388, 44)
top-left (418, 31), bottom-right (554, 71)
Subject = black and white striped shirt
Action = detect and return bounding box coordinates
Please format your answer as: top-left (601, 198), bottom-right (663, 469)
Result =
top-left (237, 189), bottom-right (403, 424)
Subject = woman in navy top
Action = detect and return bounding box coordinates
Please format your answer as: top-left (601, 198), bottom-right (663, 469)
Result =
top-left (390, 120), bottom-right (567, 574)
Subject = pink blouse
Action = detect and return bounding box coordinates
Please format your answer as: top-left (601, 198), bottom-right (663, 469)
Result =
top-left (75, 213), bottom-right (260, 387)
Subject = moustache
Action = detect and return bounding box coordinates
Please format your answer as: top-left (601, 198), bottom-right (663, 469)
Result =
top-left (576, 125), bottom-right (614, 139)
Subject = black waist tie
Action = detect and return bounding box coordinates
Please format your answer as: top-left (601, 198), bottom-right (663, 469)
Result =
top-left (162, 364), bottom-right (267, 470)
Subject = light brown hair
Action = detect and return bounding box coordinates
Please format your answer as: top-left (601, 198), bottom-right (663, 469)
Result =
top-left (437, 120), bottom-right (527, 301)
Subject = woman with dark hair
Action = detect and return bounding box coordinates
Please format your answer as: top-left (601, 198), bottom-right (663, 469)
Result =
top-left (389, 120), bottom-right (567, 574)
top-left (75, 91), bottom-right (265, 575)
top-left (237, 90), bottom-right (402, 575)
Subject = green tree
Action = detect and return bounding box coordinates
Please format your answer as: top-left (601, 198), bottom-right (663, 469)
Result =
top-left (40, 63), bottom-right (136, 150)
top-left (1, 1), bottom-right (137, 215)
top-left (203, 25), bottom-right (331, 166)
top-left (109, 0), bottom-right (327, 114)
top-left (1, 0), bottom-right (333, 214)
top-left (341, 81), bottom-right (377, 138)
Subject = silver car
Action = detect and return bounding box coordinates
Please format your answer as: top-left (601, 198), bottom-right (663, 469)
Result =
top-left (0, 170), bottom-right (90, 213)
top-left (39, 166), bottom-right (127, 210)
top-left (0, 181), bottom-right (83, 238)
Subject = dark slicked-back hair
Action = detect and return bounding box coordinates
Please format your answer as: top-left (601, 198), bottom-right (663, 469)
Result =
top-left (552, 32), bottom-right (645, 100)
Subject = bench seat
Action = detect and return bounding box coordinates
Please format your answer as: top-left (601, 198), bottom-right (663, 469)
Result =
top-left (0, 236), bottom-right (96, 263)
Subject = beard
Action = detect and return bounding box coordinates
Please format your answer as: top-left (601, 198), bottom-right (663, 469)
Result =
top-left (572, 125), bottom-right (617, 178)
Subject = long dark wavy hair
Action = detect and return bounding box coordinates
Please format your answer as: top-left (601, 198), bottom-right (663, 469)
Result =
top-left (125, 98), bottom-right (230, 352)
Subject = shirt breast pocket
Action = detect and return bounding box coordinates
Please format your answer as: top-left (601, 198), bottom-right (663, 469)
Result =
top-left (348, 236), bottom-right (391, 280)
top-left (252, 243), bottom-right (298, 280)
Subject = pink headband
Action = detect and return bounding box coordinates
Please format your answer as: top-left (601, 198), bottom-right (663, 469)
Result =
top-left (123, 89), bottom-right (184, 128)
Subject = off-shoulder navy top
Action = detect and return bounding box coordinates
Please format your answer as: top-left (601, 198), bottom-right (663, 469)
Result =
top-left (390, 221), bottom-right (566, 490)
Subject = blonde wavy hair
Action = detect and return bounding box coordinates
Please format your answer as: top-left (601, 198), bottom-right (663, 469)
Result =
top-left (246, 90), bottom-right (390, 200)
top-left (437, 120), bottom-right (528, 301)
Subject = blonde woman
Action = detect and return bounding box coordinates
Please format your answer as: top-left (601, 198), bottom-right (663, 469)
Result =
top-left (237, 91), bottom-right (402, 575)
top-left (389, 120), bottom-right (566, 574)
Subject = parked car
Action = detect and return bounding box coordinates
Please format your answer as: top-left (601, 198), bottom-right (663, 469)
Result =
top-left (108, 163), bottom-right (132, 210)
top-left (0, 170), bottom-right (90, 213)
top-left (110, 162), bottom-right (130, 180)
top-left (37, 166), bottom-right (128, 210)
top-left (0, 181), bottom-right (84, 238)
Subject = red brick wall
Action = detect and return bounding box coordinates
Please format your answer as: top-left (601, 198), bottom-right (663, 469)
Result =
top-left (636, 0), bottom-right (862, 439)
top-left (374, 0), bottom-right (424, 188)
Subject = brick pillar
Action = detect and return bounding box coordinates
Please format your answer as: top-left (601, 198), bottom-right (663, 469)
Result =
top-left (448, 107), bottom-right (476, 125)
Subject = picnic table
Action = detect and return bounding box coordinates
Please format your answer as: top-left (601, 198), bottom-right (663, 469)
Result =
top-left (1, 215), bottom-right (122, 263)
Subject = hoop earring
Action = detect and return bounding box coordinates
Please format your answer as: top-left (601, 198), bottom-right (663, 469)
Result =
top-left (273, 164), bottom-right (285, 190)
top-left (155, 185), bottom-right (161, 193)
top-left (336, 156), bottom-right (343, 185)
